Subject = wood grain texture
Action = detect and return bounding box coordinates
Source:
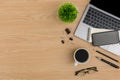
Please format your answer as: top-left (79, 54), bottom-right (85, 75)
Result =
top-left (0, 0), bottom-right (120, 80)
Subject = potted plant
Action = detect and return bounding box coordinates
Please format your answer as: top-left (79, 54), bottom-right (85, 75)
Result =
top-left (58, 2), bottom-right (78, 23)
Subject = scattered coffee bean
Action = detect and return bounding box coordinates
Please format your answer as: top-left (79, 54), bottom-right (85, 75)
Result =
top-left (69, 37), bottom-right (73, 41)
top-left (61, 40), bottom-right (65, 44)
top-left (65, 28), bottom-right (71, 35)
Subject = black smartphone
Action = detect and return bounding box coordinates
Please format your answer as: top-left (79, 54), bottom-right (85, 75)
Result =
top-left (92, 31), bottom-right (119, 46)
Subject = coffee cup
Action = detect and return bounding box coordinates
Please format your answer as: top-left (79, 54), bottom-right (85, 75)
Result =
top-left (73, 48), bottom-right (90, 66)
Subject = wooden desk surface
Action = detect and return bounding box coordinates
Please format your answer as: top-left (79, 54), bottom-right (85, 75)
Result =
top-left (0, 0), bottom-right (120, 80)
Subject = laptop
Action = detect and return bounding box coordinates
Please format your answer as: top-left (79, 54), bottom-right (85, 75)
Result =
top-left (75, 0), bottom-right (120, 41)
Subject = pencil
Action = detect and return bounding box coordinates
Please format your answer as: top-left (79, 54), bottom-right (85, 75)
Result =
top-left (96, 56), bottom-right (119, 69)
top-left (96, 50), bottom-right (120, 64)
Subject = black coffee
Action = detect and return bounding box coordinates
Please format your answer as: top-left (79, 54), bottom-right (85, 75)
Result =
top-left (75, 49), bottom-right (89, 63)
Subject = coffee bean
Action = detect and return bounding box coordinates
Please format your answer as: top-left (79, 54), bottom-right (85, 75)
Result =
top-left (69, 37), bottom-right (73, 41)
top-left (65, 28), bottom-right (71, 35)
top-left (61, 40), bottom-right (65, 44)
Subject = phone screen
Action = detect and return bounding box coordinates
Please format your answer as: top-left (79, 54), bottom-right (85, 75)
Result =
top-left (92, 31), bottom-right (119, 46)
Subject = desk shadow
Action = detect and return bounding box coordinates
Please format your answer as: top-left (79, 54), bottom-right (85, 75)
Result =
top-left (67, 48), bottom-right (77, 64)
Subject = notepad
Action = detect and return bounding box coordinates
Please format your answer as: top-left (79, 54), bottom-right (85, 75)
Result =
top-left (87, 27), bottom-right (111, 42)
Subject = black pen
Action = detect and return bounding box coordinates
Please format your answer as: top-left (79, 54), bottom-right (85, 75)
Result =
top-left (96, 56), bottom-right (119, 69)
top-left (96, 50), bottom-right (120, 64)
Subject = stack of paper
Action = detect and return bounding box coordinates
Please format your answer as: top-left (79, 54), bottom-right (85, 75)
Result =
top-left (101, 43), bottom-right (120, 55)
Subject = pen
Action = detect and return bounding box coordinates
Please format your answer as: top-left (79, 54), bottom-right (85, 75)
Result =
top-left (96, 50), bottom-right (120, 64)
top-left (96, 56), bottom-right (119, 69)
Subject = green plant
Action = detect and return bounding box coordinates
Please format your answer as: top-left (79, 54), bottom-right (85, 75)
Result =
top-left (58, 2), bottom-right (78, 23)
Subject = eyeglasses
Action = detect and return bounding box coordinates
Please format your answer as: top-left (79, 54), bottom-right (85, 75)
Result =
top-left (75, 67), bottom-right (98, 76)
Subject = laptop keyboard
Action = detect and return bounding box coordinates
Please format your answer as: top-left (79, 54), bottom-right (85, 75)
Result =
top-left (83, 7), bottom-right (120, 30)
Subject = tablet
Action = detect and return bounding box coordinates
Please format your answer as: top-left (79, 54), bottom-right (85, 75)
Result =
top-left (92, 31), bottom-right (119, 46)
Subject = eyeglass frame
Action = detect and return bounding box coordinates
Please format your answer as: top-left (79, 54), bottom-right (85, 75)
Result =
top-left (75, 67), bottom-right (98, 76)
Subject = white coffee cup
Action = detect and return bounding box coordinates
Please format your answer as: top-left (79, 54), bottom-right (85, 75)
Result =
top-left (73, 48), bottom-right (90, 66)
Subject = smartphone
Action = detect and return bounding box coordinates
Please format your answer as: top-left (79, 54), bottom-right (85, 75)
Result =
top-left (92, 31), bottom-right (119, 46)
